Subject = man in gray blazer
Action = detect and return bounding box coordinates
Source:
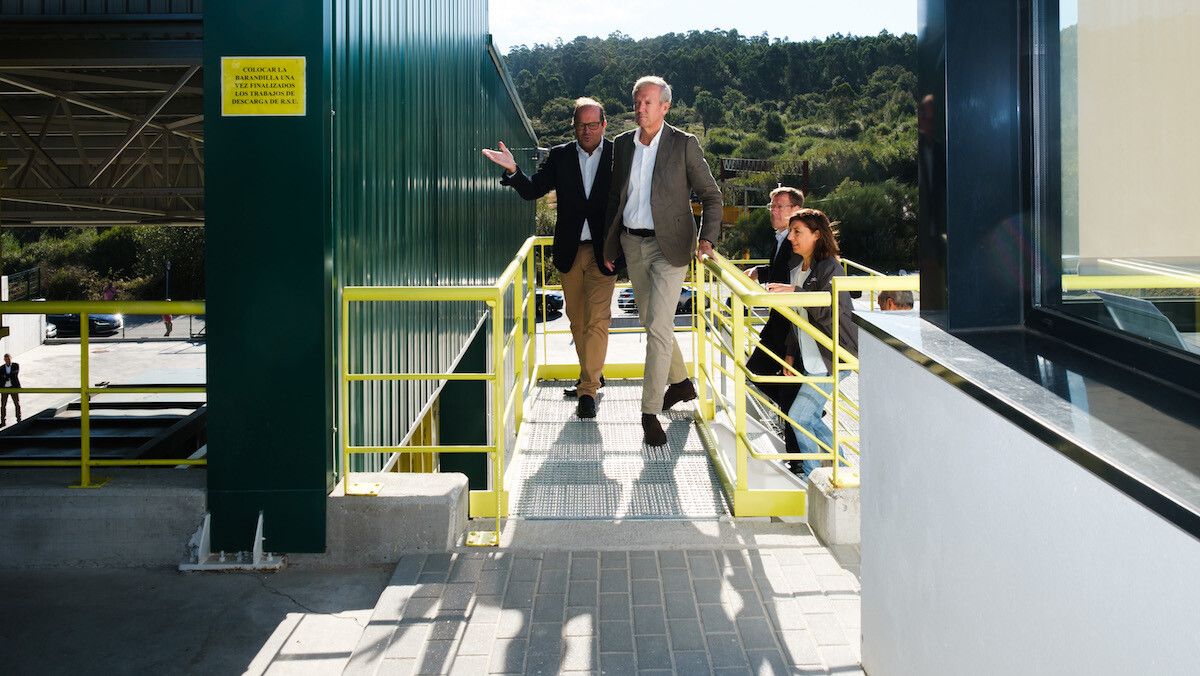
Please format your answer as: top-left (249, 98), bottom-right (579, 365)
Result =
top-left (603, 76), bottom-right (723, 446)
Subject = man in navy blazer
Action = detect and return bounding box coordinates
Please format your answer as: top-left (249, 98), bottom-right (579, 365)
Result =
top-left (1, 353), bottom-right (21, 426)
top-left (483, 97), bottom-right (616, 419)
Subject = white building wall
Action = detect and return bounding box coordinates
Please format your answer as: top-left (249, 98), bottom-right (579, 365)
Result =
top-left (858, 331), bottom-right (1200, 676)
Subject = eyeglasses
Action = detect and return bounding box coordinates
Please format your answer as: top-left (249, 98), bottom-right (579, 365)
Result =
top-left (575, 121), bottom-right (603, 132)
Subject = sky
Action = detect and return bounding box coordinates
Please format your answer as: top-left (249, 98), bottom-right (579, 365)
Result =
top-left (488, 0), bottom-right (917, 54)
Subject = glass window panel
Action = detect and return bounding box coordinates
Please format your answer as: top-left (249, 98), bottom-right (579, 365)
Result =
top-left (1048, 0), bottom-right (1200, 356)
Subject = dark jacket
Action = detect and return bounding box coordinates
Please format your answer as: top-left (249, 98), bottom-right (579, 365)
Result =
top-left (785, 256), bottom-right (859, 374)
top-left (746, 236), bottom-right (799, 378)
top-left (501, 139), bottom-right (616, 275)
top-left (1, 362), bottom-right (19, 389)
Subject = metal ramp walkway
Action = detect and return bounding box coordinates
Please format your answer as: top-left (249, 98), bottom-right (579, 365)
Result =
top-left (507, 380), bottom-right (729, 519)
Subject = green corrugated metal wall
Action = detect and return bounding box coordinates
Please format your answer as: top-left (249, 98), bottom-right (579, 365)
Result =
top-left (206, 0), bottom-right (535, 552)
top-left (333, 0), bottom-right (536, 471)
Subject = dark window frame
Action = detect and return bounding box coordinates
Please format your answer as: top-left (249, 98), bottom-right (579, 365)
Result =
top-left (1023, 0), bottom-right (1200, 395)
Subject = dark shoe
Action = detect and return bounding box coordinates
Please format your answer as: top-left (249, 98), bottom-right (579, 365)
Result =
top-left (662, 378), bottom-right (698, 411)
top-left (564, 375), bottom-right (606, 398)
top-left (641, 413), bottom-right (667, 446)
top-left (576, 395), bottom-right (597, 419)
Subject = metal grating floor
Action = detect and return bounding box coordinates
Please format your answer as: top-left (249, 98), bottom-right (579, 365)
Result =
top-left (508, 380), bottom-right (730, 519)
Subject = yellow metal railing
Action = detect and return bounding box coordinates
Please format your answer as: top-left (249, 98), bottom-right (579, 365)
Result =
top-left (692, 253), bottom-right (918, 515)
top-left (0, 300), bottom-right (207, 488)
top-left (339, 238), bottom-right (539, 548)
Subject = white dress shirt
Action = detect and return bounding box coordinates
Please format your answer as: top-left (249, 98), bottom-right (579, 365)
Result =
top-left (789, 266), bottom-right (828, 376)
top-left (774, 228), bottom-right (788, 256)
top-left (622, 124), bottom-right (665, 230)
top-left (577, 141), bottom-right (603, 241)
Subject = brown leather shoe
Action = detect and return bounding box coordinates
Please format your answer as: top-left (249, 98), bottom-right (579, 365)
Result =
top-left (641, 414), bottom-right (667, 446)
top-left (662, 378), bottom-right (698, 411)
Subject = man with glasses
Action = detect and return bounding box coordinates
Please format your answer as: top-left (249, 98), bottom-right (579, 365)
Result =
top-left (602, 76), bottom-right (723, 446)
top-left (747, 186), bottom-right (806, 452)
top-left (483, 97), bottom-right (616, 419)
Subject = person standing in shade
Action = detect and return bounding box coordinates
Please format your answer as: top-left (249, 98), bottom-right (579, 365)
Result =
top-left (603, 76), bottom-right (723, 446)
top-left (1, 353), bottom-right (22, 426)
top-left (482, 97), bottom-right (617, 419)
top-left (878, 289), bottom-right (914, 311)
top-left (746, 186), bottom-right (806, 451)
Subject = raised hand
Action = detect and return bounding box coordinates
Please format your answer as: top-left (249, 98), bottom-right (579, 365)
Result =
top-left (481, 140), bottom-right (517, 174)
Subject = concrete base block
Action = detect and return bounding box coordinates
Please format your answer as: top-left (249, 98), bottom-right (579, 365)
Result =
top-left (311, 472), bottom-right (468, 566)
top-left (0, 469), bottom-right (207, 567)
top-left (806, 467), bottom-right (860, 546)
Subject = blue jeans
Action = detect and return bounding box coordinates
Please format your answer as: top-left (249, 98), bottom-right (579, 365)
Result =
top-left (787, 371), bottom-right (849, 476)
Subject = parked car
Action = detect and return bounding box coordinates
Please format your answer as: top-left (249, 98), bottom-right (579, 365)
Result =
top-left (45, 321), bottom-right (58, 339)
top-left (45, 313), bottom-right (123, 337)
top-left (618, 288), bottom-right (697, 315)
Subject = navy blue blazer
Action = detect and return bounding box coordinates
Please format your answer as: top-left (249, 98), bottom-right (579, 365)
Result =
top-left (500, 139), bottom-right (617, 275)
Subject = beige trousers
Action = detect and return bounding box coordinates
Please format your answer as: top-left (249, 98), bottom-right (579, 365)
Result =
top-left (559, 245), bottom-right (616, 398)
top-left (621, 231), bottom-right (689, 414)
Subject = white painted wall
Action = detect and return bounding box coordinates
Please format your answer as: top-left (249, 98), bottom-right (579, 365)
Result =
top-left (0, 313), bottom-right (46, 358)
top-left (858, 331), bottom-right (1200, 676)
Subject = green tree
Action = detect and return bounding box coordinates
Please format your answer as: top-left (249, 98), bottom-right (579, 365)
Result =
top-left (693, 89), bottom-right (724, 131)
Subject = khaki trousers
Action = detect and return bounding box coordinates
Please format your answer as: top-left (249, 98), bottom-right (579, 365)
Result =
top-left (621, 231), bottom-right (689, 414)
top-left (559, 244), bottom-right (616, 398)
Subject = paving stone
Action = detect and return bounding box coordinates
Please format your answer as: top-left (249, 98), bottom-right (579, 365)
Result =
top-left (630, 556), bottom-right (660, 580)
top-left (393, 554), bottom-right (426, 582)
top-left (632, 605), bottom-right (667, 635)
top-left (504, 580), bottom-right (535, 609)
top-left (423, 553), bottom-right (453, 572)
top-left (561, 634), bottom-right (597, 671)
top-left (496, 608), bottom-right (530, 638)
top-left (564, 612), bottom-right (595, 637)
top-left (711, 667), bottom-right (753, 676)
top-left (484, 552), bottom-right (512, 571)
top-left (385, 622), bottom-right (431, 659)
top-left (630, 579), bottom-right (662, 605)
top-left (601, 551), bottom-right (628, 569)
top-left (635, 635), bottom-right (672, 670)
top-left (818, 573), bottom-right (859, 595)
top-left (692, 579), bottom-right (722, 604)
top-left (794, 591), bottom-right (835, 615)
top-left (537, 569), bottom-right (567, 595)
top-left (672, 651), bottom-right (712, 675)
top-left (471, 596), bottom-right (502, 623)
top-left (449, 558), bottom-right (485, 583)
top-left (779, 564), bottom-right (820, 594)
top-left (489, 638), bottom-right (527, 674)
top-left (567, 579), bottom-right (598, 607)
top-left (511, 557), bottom-right (541, 582)
top-left (379, 657), bottom-right (417, 676)
top-left (573, 550), bottom-right (599, 558)
top-left (832, 596), bottom-right (861, 631)
top-left (532, 594), bottom-right (565, 623)
top-left (598, 593), bottom-right (631, 622)
top-left (666, 618), bottom-right (705, 652)
top-left (448, 654), bottom-right (490, 675)
top-left (724, 567), bottom-right (755, 590)
top-left (728, 592), bottom-right (765, 619)
top-left (661, 573), bottom-right (692, 593)
top-left (716, 550), bottom-right (750, 569)
top-left (706, 633), bottom-right (747, 668)
top-left (819, 644), bottom-right (862, 672)
top-left (440, 583), bottom-right (476, 612)
top-left (598, 652), bottom-right (636, 675)
top-left (657, 551), bottom-right (687, 569)
top-left (412, 582), bottom-right (445, 598)
top-left (477, 571), bottom-right (509, 595)
top-left (429, 612), bottom-right (467, 641)
top-left (806, 613), bottom-right (848, 646)
top-left (403, 597), bottom-right (439, 620)
top-left (599, 621), bottom-right (634, 653)
top-left (805, 552), bottom-right (845, 576)
top-left (777, 630), bottom-right (822, 666)
top-left (458, 621), bottom-right (497, 656)
top-left (663, 591), bottom-right (697, 619)
top-left (688, 554), bottom-right (720, 579)
top-left (523, 638), bottom-right (563, 676)
top-left (699, 604), bottom-right (735, 634)
top-left (736, 617), bottom-right (777, 651)
top-left (570, 556), bottom-right (600, 581)
top-left (744, 650), bottom-right (788, 676)
top-left (600, 568), bottom-right (629, 594)
top-left (416, 639), bottom-right (457, 674)
top-left (764, 597), bottom-right (805, 631)
top-left (529, 622), bottom-right (563, 644)
top-left (542, 552), bottom-right (569, 571)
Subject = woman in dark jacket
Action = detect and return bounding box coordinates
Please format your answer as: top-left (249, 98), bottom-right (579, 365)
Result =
top-left (765, 208), bottom-right (858, 477)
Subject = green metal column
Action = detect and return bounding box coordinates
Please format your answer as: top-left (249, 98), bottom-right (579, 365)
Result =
top-left (204, 1), bottom-right (334, 552)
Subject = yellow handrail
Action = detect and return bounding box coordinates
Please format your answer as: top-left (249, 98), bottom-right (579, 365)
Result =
top-left (0, 300), bottom-right (207, 488)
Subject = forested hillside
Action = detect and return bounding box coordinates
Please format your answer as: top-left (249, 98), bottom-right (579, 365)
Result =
top-left (505, 30), bottom-right (918, 271)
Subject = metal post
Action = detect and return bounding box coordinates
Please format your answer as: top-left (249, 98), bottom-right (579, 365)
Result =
top-left (830, 280), bottom-right (843, 488)
top-left (732, 296), bottom-right (748, 499)
top-left (695, 260), bottom-right (712, 420)
top-left (340, 294), bottom-right (350, 496)
top-left (491, 298), bottom-right (506, 540)
top-left (71, 313), bottom-right (106, 488)
top-left (525, 247), bottom-right (537, 378)
top-left (512, 265), bottom-right (524, 428)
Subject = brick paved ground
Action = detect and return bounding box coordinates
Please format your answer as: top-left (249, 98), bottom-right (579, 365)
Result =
top-left (345, 539), bottom-right (862, 675)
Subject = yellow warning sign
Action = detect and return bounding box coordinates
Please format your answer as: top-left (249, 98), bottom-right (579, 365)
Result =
top-left (221, 57), bottom-right (306, 117)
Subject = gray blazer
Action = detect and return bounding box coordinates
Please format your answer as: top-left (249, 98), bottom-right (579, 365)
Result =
top-left (603, 123), bottom-right (723, 268)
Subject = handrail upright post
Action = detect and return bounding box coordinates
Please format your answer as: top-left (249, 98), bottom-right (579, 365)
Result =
top-left (525, 245), bottom-right (537, 379)
top-left (732, 295), bottom-right (748, 499)
top-left (513, 264), bottom-right (525, 429)
top-left (830, 279), bottom-right (843, 488)
top-left (491, 296), bottom-right (506, 542)
top-left (80, 314), bottom-right (91, 487)
top-left (340, 293), bottom-right (350, 496)
top-left (696, 259), bottom-right (711, 420)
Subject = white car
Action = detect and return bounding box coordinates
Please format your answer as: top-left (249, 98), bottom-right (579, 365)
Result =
top-left (45, 321), bottom-right (58, 339)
